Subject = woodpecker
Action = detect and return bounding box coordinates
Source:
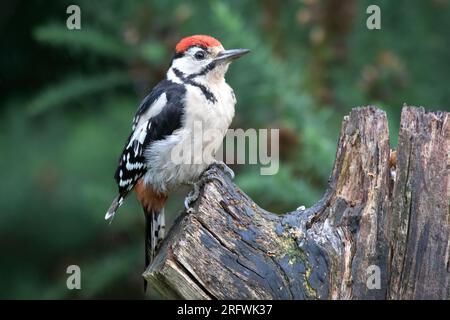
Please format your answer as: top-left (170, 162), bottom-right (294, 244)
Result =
top-left (105, 35), bottom-right (249, 284)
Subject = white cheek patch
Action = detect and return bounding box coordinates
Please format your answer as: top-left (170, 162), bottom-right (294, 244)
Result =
top-left (168, 45), bottom-right (227, 82)
top-left (171, 56), bottom-right (208, 75)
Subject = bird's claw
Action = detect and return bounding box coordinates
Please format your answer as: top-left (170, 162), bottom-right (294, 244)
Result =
top-left (184, 162), bottom-right (234, 214)
top-left (184, 182), bottom-right (200, 214)
top-left (186, 207), bottom-right (195, 214)
top-left (201, 170), bottom-right (227, 188)
top-left (211, 161), bottom-right (234, 180)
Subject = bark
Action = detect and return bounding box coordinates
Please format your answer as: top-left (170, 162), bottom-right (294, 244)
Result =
top-left (143, 106), bottom-right (450, 300)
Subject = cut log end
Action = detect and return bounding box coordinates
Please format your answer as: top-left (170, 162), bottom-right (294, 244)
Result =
top-left (144, 106), bottom-right (450, 300)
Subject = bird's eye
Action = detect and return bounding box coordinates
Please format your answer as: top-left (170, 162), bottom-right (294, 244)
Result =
top-left (194, 51), bottom-right (206, 60)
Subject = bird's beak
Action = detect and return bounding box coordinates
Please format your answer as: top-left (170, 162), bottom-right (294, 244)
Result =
top-left (214, 48), bottom-right (250, 64)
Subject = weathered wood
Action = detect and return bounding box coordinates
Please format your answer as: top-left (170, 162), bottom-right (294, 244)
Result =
top-left (143, 106), bottom-right (450, 300)
top-left (388, 108), bottom-right (450, 299)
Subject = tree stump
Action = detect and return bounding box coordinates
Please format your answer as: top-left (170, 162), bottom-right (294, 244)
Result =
top-left (143, 106), bottom-right (450, 300)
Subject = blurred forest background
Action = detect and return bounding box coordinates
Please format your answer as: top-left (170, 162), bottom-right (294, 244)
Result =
top-left (1, 0), bottom-right (449, 299)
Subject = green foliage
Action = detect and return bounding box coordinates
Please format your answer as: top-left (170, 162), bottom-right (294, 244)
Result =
top-left (1, 0), bottom-right (449, 299)
top-left (26, 71), bottom-right (131, 115)
top-left (34, 24), bottom-right (133, 60)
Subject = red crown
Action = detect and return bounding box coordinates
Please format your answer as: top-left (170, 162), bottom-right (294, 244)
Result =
top-left (175, 35), bottom-right (222, 53)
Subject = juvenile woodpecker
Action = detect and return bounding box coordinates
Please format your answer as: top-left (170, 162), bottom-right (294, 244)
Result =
top-left (105, 35), bottom-right (249, 277)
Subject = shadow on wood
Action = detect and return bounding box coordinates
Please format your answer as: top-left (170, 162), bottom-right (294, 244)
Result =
top-left (143, 106), bottom-right (450, 299)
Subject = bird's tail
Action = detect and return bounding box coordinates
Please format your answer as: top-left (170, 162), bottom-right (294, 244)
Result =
top-left (144, 207), bottom-right (165, 291)
top-left (105, 195), bottom-right (124, 221)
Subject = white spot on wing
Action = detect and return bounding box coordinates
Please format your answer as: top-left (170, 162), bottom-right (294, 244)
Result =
top-left (138, 123), bottom-right (149, 144)
top-left (127, 119), bottom-right (150, 152)
top-left (119, 178), bottom-right (132, 187)
top-left (134, 93), bottom-right (168, 129)
top-left (126, 161), bottom-right (144, 170)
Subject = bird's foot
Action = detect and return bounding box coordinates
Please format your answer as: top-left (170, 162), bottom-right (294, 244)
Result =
top-left (184, 182), bottom-right (200, 214)
top-left (184, 162), bottom-right (234, 214)
top-left (201, 165), bottom-right (230, 189)
top-left (210, 160), bottom-right (234, 180)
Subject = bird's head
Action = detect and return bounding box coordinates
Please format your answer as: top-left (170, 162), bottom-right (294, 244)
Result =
top-left (169, 35), bottom-right (249, 83)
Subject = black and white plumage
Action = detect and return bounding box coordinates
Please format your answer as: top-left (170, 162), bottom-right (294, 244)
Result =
top-left (106, 80), bottom-right (186, 217)
top-left (105, 35), bottom-right (249, 288)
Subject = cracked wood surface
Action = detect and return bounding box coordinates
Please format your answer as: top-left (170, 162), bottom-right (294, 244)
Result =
top-left (143, 106), bottom-right (450, 300)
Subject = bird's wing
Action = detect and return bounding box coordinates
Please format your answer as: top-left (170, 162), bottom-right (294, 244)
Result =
top-left (132, 79), bottom-right (181, 130)
top-left (114, 80), bottom-right (186, 197)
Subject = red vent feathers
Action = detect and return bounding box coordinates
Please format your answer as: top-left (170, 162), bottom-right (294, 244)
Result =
top-left (175, 35), bottom-right (222, 53)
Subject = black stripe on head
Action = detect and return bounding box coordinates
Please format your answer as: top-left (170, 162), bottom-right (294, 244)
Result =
top-left (187, 61), bottom-right (217, 80)
top-left (172, 68), bottom-right (217, 103)
top-left (173, 52), bottom-right (184, 60)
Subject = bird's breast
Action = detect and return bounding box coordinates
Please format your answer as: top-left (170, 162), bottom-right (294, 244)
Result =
top-left (143, 81), bottom-right (236, 192)
top-left (184, 81), bottom-right (235, 131)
